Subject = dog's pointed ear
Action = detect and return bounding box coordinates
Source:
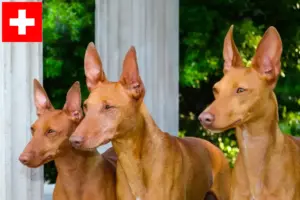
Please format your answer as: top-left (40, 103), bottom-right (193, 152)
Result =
top-left (223, 25), bottom-right (244, 73)
top-left (252, 26), bottom-right (282, 89)
top-left (63, 81), bottom-right (83, 122)
top-left (84, 42), bottom-right (106, 91)
top-left (33, 79), bottom-right (54, 116)
top-left (119, 46), bottom-right (145, 100)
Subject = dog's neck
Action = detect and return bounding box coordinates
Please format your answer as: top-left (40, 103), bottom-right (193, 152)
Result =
top-left (235, 92), bottom-right (284, 198)
top-left (54, 145), bottom-right (100, 184)
top-left (55, 121), bottom-right (101, 176)
top-left (112, 103), bottom-right (162, 198)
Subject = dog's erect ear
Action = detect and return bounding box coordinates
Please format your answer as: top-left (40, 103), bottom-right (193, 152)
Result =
top-left (252, 26), bottom-right (282, 89)
top-left (119, 46), bottom-right (145, 100)
top-left (223, 25), bottom-right (244, 73)
top-left (33, 79), bottom-right (54, 116)
top-left (84, 42), bottom-right (106, 91)
top-left (63, 81), bottom-right (83, 122)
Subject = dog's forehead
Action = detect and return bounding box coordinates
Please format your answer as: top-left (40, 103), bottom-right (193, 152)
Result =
top-left (88, 82), bottom-right (130, 104)
top-left (219, 67), bottom-right (260, 88)
top-left (33, 110), bottom-right (68, 130)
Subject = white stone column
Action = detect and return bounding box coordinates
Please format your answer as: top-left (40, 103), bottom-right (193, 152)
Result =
top-left (95, 0), bottom-right (179, 152)
top-left (0, 1), bottom-right (44, 200)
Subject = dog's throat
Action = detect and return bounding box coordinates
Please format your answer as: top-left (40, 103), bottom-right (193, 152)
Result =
top-left (239, 128), bottom-right (267, 200)
top-left (113, 105), bottom-right (161, 198)
top-left (113, 133), bottom-right (147, 198)
top-left (119, 153), bottom-right (146, 197)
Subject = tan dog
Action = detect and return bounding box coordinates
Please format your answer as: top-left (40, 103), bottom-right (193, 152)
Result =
top-left (69, 42), bottom-right (231, 200)
top-left (19, 80), bottom-right (117, 200)
top-left (199, 25), bottom-right (300, 200)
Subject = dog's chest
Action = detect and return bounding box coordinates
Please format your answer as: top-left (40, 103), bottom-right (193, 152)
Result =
top-left (232, 149), bottom-right (297, 200)
top-left (231, 180), bottom-right (296, 200)
top-left (144, 158), bottom-right (185, 199)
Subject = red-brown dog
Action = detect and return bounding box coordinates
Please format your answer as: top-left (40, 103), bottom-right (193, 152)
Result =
top-left (199, 25), bottom-right (300, 200)
top-left (19, 80), bottom-right (118, 200)
top-left (69, 43), bottom-right (231, 200)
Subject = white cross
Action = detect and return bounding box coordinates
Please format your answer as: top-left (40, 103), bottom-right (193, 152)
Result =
top-left (9, 9), bottom-right (35, 35)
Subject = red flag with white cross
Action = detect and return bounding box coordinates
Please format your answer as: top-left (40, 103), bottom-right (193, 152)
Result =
top-left (2, 2), bottom-right (42, 42)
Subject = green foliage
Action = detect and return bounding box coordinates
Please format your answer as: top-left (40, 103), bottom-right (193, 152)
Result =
top-left (43, 0), bottom-right (94, 108)
top-left (217, 132), bottom-right (239, 167)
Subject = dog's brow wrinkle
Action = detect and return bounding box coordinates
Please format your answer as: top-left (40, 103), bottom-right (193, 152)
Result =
top-left (232, 82), bottom-right (238, 88)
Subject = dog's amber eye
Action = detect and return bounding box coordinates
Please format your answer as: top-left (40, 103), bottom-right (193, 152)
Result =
top-left (236, 87), bottom-right (246, 93)
top-left (83, 103), bottom-right (88, 111)
top-left (46, 129), bottom-right (56, 136)
top-left (83, 103), bottom-right (87, 110)
top-left (104, 104), bottom-right (113, 110)
top-left (212, 87), bottom-right (219, 94)
top-left (30, 127), bottom-right (35, 136)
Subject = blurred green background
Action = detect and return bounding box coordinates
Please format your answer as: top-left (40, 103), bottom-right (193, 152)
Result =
top-left (43, 0), bottom-right (300, 182)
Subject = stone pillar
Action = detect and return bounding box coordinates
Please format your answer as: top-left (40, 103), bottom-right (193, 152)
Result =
top-left (95, 0), bottom-right (179, 152)
top-left (0, 1), bottom-right (44, 200)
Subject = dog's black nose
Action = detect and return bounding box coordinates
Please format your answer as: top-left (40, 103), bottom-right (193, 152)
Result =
top-left (69, 135), bottom-right (84, 148)
top-left (198, 112), bottom-right (215, 126)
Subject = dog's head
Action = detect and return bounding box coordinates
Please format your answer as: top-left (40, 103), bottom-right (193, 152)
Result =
top-left (199, 25), bottom-right (282, 132)
top-left (19, 80), bottom-right (83, 168)
top-left (69, 43), bottom-right (145, 150)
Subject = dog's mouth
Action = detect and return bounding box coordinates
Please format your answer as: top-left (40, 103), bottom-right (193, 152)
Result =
top-left (75, 143), bottom-right (98, 151)
top-left (23, 154), bottom-right (55, 168)
top-left (204, 119), bottom-right (242, 133)
top-left (43, 154), bottom-right (55, 163)
top-left (75, 135), bottom-right (112, 151)
top-left (34, 155), bottom-right (55, 167)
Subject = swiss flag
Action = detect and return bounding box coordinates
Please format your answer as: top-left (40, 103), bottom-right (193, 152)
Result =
top-left (2, 2), bottom-right (42, 42)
